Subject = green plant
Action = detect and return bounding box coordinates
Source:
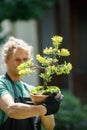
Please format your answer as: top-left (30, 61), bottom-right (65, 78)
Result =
top-left (54, 90), bottom-right (87, 130)
top-left (0, 0), bottom-right (56, 22)
top-left (17, 35), bottom-right (72, 95)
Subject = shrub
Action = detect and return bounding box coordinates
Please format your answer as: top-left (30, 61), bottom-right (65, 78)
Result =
top-left (54, 90), bottom-right (87, 130)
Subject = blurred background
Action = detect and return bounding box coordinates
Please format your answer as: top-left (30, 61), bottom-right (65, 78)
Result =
top-left (0, 0), bottom-right (87, 129)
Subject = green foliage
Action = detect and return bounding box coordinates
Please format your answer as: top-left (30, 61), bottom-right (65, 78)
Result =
top-left (30, 85), bottom-right (61, 95)
top-left (54, 90), bottom-right (87, 130)
top-left (17, 60), bottom-right (34, 75)
top-left (0, 0), bottom-right (56, 22)
top-left (17, 35), bottom-right (72, 88)
top-left (36, 36), bottom-right (72, 86)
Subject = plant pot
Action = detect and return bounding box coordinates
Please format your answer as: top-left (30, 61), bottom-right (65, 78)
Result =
top-left (30, 94), bottom-right (48, 104)
top-left (30, 93), bottom-right (61, 104)
top-left (30, 86), bottom-right (61, 104)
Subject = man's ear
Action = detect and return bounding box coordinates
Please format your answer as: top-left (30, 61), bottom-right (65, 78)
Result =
top-left (5, 58), bottom-right (9, 64)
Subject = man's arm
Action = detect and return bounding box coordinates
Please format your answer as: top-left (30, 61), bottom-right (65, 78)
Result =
top-left (40, 115), bottom-right (55, 130)
top-left (0, 93), bottom-right (47, 119)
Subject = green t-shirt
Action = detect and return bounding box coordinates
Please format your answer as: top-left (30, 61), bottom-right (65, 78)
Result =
top-left (0, 74), bottom-right (34, 125)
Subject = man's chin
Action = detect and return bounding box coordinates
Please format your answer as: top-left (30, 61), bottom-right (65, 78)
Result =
top-left (15, 73), bottom-right (21, 77)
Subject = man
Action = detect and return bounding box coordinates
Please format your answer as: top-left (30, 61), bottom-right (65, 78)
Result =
top-left (0, 37), bottom-right (61, 130)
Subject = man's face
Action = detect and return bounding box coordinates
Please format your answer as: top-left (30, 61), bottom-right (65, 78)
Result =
top-left (6, 48), bottom-right (29, 76)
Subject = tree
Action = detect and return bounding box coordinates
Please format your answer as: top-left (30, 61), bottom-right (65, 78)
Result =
top-left (0, 0), bottom-right (56, 44)
top-left (0, 0), bottom-right (56, 22)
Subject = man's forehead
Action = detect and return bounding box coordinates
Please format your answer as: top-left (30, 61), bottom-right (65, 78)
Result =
top-left (13, 48), bottom-right (29, 58)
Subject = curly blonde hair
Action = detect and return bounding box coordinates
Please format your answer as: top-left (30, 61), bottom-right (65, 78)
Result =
top-left (2, 36), bottom-right (33, 64)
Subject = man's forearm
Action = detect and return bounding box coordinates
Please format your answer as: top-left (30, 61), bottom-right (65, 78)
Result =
top-left (0, 94), bottom-right (47, 119)
top-left (7, 103), bottom-right (47, 119)
top-left (40, 115), bottom-right (55, 130)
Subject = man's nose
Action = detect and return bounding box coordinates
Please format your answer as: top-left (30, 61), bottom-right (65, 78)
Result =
top-left (19, 60), bottom-right (25, 64)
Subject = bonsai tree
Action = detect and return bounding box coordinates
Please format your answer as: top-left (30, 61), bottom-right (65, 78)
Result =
top-left (17, 35), bottom-right (72, 95)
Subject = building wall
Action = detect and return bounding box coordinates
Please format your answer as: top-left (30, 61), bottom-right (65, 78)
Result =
top-left (0, 20), bottom-right (39, 87)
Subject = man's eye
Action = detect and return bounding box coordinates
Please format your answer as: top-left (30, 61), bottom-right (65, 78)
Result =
top-left (23, 58), bottom-right (28, 62)
top-left (16, 59), bottom-right (21, 62)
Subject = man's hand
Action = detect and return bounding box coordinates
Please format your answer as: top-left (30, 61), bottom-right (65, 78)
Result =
top-left (42, 92), bottom-right (63, 115)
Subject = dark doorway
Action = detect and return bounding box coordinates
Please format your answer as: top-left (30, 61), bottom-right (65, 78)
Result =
top-left (71, 0), bottom-right (87, 104)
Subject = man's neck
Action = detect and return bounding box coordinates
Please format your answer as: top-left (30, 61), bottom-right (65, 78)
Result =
top-left (6, 72), bottom-right (21, 82)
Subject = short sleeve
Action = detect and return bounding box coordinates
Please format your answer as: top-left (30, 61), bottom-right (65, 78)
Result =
top-left (0, 75), bottom-right (14, 98)
top-left (0, 81), bottom-right (10, 97)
